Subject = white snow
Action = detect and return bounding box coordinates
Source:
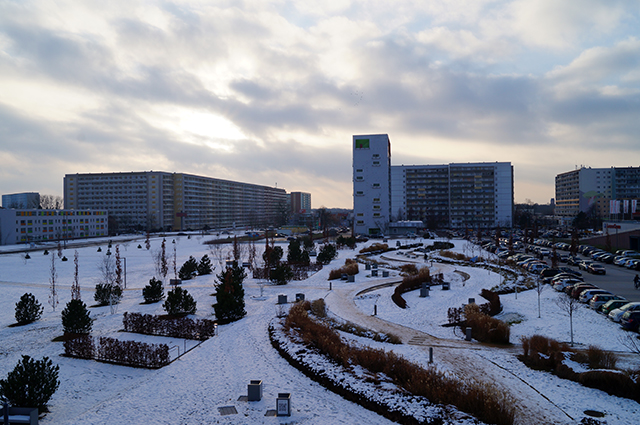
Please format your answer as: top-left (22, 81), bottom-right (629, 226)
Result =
top-left (1, 235), bottom-right (639, 424)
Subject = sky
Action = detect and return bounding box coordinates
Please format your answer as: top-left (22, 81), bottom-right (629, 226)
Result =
top-left (1, 0), bottom-right (639, 209)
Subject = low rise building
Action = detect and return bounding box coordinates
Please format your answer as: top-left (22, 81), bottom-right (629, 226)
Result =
top-left (0, 208), bottom-right (108, 246)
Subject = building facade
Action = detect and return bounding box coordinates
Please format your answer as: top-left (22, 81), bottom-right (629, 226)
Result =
top-left (353, 134), bottom-right (513, 235)
top-left (2, 192), bottom-right (40, 209)
top-left (353, 134), bottom-right (392, 235)
top-left (0, 208), bottom-right (108, 246)
top-left (290, 192), bottom-right (311, 214)
top-left (555, 166), bottom-right (640, 222)
top-left (64, 171), bottom-right (288, 232)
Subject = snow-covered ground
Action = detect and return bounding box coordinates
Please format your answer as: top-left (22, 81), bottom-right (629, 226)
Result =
top-left (1, 235), bottom-right (639, 424)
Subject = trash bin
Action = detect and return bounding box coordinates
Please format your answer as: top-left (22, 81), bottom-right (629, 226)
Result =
top-left (296, 293), bottom-right (305, 302)
top-left (371, 269), bottom-right (378, 277)
top-left (276, 393), bottom-right (291, 416)
top-left (347, 275), bottom-right (355, 282)
top-left (382, 270), bottom-right (389, 277)
top-left (365, 263), bottom-right (371, 270)
top-left (278, 294), bottom-right (287, 304)
top-left (248, 380), bottom-right (262, 401)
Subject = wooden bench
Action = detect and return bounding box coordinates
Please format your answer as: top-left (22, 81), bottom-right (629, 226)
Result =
top-left (1, 406), bottom-right (38, 425)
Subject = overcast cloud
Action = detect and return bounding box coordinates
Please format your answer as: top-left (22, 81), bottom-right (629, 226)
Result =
top-left (1, 0), bottom-right (639, 208)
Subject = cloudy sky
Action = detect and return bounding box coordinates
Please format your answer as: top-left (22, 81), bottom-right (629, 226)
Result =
top-left (1, 0), bottom-right (639, 208)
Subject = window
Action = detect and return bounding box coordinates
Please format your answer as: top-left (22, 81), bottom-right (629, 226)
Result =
top-left (372, 183), bottom-right (380, 188)
top-left (373, 161), bottom-right (380, 166)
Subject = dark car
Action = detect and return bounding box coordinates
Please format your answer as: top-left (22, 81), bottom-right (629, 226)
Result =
top-left (587, 264), bottom-right (606, 275)
top-left (620, 311), bottom-right (640, 331)
top-left (600, 299), bottom-right (629, 315)
top-left (571, 284), bottom-right (599, 299)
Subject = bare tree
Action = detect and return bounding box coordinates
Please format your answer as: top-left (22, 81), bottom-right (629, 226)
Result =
top-left (209, 242), bottom-right (227, 271)
top-left (172, 239), bottom-right (178, 279)
top-left (535, 278), bottom-right (545, 318)
top-left (248, 239), bottom-right (257, 270)
top-left (232, 236), bottom-right (246, 264)
top-left (555, 294), bottom-right (581, 346)
top-left (152, 239), bottom-right (168, 282)
top-left (115, 245), bottom-right (123, 289)
top-left (71, 250), bottom-right (81, 300)
top-left (40, 194), bottom-right (63, 209)
top-left (98, 253), bottom-right (119, 314)
top-left (48, 254), bottom-right (59, 311)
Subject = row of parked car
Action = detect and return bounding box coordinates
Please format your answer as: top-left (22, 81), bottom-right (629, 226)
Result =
top-left (481, 241), bottom-right (640, 331)
top-left (544, 268), bottom-right (640, 332)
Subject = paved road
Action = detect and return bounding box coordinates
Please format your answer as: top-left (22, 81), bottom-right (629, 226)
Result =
top-left (557, 256), bottom-right (640, 302)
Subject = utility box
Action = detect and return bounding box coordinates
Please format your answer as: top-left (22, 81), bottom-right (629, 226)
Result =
top-left (365, 263), bottom-right (371, 270)
top-left (442, 282), bottom-right (450, 290)
top-left (347, 275), bottom-right (355, 282)
top-left (382, 270), bottom-right (389, 278)
top-left (248, 380), bottom-right (262, 401)
top-left (468, 298), bottom-right (475, 304)
top-left (296, 293), bottom-right (305, 302)
top-left (278, 294), bottom-right (288, 304)
top-left (372, 263), bottom-right (378, 270)
top-left (371, 269), bottom-right (378, 277)
top-left (420, 284), bottom-right (429, 297)
top-left (276, 393), bottom-right (291, 416)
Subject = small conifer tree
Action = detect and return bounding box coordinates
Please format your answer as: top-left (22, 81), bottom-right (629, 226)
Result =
top-left (163, 287), bottom-right (197, 316)
top-left (179, 256), bottom-right (198, 280)
top-left (15, 293), bottom-right (43, 325)
top-left (214, 263), bottom-right (246, 324)
top-left (143, 277), bottom-right (164, 303)
top-left (0, 355), bottom-right (60, 413)
top-left (197, 255), bottom-right (213, 275)
top-left (61, 299), bottom-right (93, 334)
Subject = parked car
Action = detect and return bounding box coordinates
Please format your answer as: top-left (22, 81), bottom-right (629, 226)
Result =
top-left (558, 267), bottom-right (582, 277)
top-left (620, 311), bottom-right (640, 331)
top-left (578, 289), bottom-right (612, 303)
top-left (570, 283), bottom-right (599, 298)
top-left (600, 299), bottom-right (629, 315)
top-left (546, 273), bottom-right (584, 285)
top-left (609, 302), bottom-right (640, 322)
top-left (589, 294), bottom-right (626, 310)
top-left (587, 264), bottom-right (606, 275)
top-left (579, 260), bottom-right (594, 271)
top-left (553, 278), bottom-right (583, 292)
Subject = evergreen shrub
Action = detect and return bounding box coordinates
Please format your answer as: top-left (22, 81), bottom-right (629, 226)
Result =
top-left (15, 293), bottom-right (43, 325)
top-left (0, 355), bottom-right (60, 413)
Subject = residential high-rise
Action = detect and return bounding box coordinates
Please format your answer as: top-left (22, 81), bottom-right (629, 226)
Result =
top-left (64, 171), bottom-right (288, 231)
top-left (353, 134), bottom-right (513, 235)
top-left (353, 134), bottom-right (392, 235)
top-left (290, 192), bottom-right (311, 214)
top-left (555, 166), bottom-right (640, 222)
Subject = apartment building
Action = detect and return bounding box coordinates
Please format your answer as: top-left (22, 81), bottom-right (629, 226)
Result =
top-left (64, 171), bottom-right (288, 232)
top-left (353, 134), bottom-right (392, 236)
top-left (555, 166), bottom-right (640, 221)
top-left (353, 134), bottom-right (513, 235)
top-left (0, 208), bottom-right (108, 246)
top-left (2, 192), bottom-right (40, 209)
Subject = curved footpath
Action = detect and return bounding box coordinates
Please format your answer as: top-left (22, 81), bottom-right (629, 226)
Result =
top-left (324, 275), bottom-right (574, 425)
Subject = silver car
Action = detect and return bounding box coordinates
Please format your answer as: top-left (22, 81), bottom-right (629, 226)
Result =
top-left (608, 302), bottom-right (640, 322)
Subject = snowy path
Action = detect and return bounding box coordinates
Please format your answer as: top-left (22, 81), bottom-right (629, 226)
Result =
top-left (324, 273), bottom-right (574, 425)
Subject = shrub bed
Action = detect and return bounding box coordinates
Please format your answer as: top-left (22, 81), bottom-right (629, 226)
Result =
top-left (282, 302), bottom-right (515, 425)
top-left (328, 260), bottom-right (359, 280)
top-left (122, 312), bottom-right (216, 341)
top-left (392, 267), bottom-right (431, 308)
top-left (461, 304), bottom-right (510, 344)
top-left (359, 243), bottom-right (389, 254)
top-left (64, 335), bottom-right (170, 368)
top-left (519, 335), bottom-right (639, 402)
